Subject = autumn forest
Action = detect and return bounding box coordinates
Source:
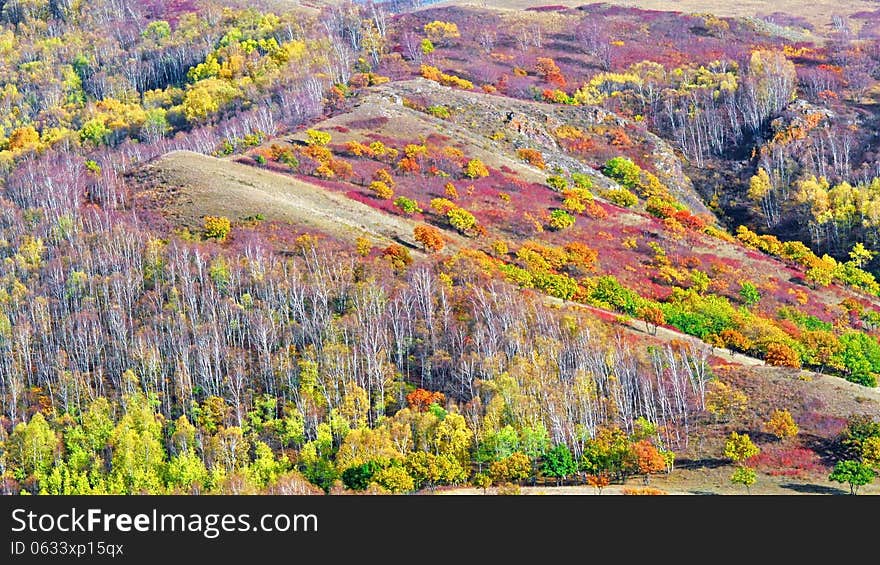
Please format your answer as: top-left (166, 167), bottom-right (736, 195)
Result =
top-left (1, 0), bottom-right (880, 496)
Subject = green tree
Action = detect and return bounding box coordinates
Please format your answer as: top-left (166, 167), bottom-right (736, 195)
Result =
top-left (81, 397), bottom-right (114, 453)
top-left (165, 450), bottom-right (210, 494)
top-left (248, 441), bottom-right (290, 488)
top-left (730, 466), bottom-right (757, 494)
top-left (476, 425), bottom-right (521, 464)
top-left (79, 118), bottom-right (111, 145)
top-left (739, 281), bottom-right (761, 307)
top-left (520, 425), bottom-right (550, 483)
top-left (393, 196), bottom-right (422, 215)
top-left (631, 417), bottom-right (658, 441)
top-left (571, 172), bottom-right (593, 190)
top-left (829, 460), bottom-right (876, 495)
top-left (342, 461), bottom-right (382, 491)
top-left (541, 443), bottom-right (577, 486)
top-left (602, 156), bottom-right (641, 189)
top-left (142, 20), bottom-right (171, 41)
top-left (301, 456), bottom-right (338, 493)
top-left (833, 332), bottom-right (880, 387)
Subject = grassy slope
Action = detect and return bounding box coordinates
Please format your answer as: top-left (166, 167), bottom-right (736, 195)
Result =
top-left (136, 150), bottom-right (431, 249)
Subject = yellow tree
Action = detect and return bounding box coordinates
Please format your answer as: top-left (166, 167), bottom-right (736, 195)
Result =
top-left (862, 436), bottom-right (880, 471)
top-left (6, 412), bottom-right (59, 485)
top-left (724, 431), bottom-right (760, 464)
top-left (763, 409), bottom-right (799, 441)
top-left (371, 466), bottom-right (415, 493)
top-left (705, 380), bottom-right (748, 422)
top-left (748, 167), bottom-right (777, 227)
top-left (204, 216), bottom-right (231, 241)
top-left (805, 254), bottom-right (837, 288)
top-left (424, 21), bottom-right (461, 45)
top-left (463, 158), bottom-right (489, 179)
top-left (849, 243), bottom-right (875, 268)
top-left (181, 79), bottom-right (240, 123)
top-left (108, 397), bottom-right (167, 494)
top-left (794, 175), bottom-right (831, 248)
top-left (748, 49), bottom-right (796, 119)
top-left (335, 426), bottom-right (401, 470)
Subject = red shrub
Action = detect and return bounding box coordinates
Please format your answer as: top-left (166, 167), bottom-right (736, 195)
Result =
top-left (561, 137), bottom-right (597, 154)
top-left (751, 446), bottom-right (826, 478)
top-left (673, 210), bottom-right (706, 231)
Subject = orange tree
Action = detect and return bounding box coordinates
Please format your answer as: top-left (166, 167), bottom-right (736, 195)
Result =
top-left (414, 224), bottom-right (445, 252)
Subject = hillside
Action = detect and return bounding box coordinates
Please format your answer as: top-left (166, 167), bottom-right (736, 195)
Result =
top-left (294, 78), bottom-right (710, 215)
top-left (423, 0), bottom-right (880, 39)
top-left (135, 150), bottom-right (432, 250)
top-left (128, 70), bottom-right (880, 494)
top-left (3, 0), bottom-right (880, 498)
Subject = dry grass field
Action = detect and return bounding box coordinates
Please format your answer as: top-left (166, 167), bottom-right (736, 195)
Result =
top-left (138, 150), bottom-right (426, 248)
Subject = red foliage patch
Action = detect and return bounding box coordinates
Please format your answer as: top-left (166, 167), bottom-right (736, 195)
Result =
top-left (750, 446), bottom-right (826, 478)
top-left (142, 0), bottom-right (199, 26)
top-left (345, 190), bottom-right (399, 215)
